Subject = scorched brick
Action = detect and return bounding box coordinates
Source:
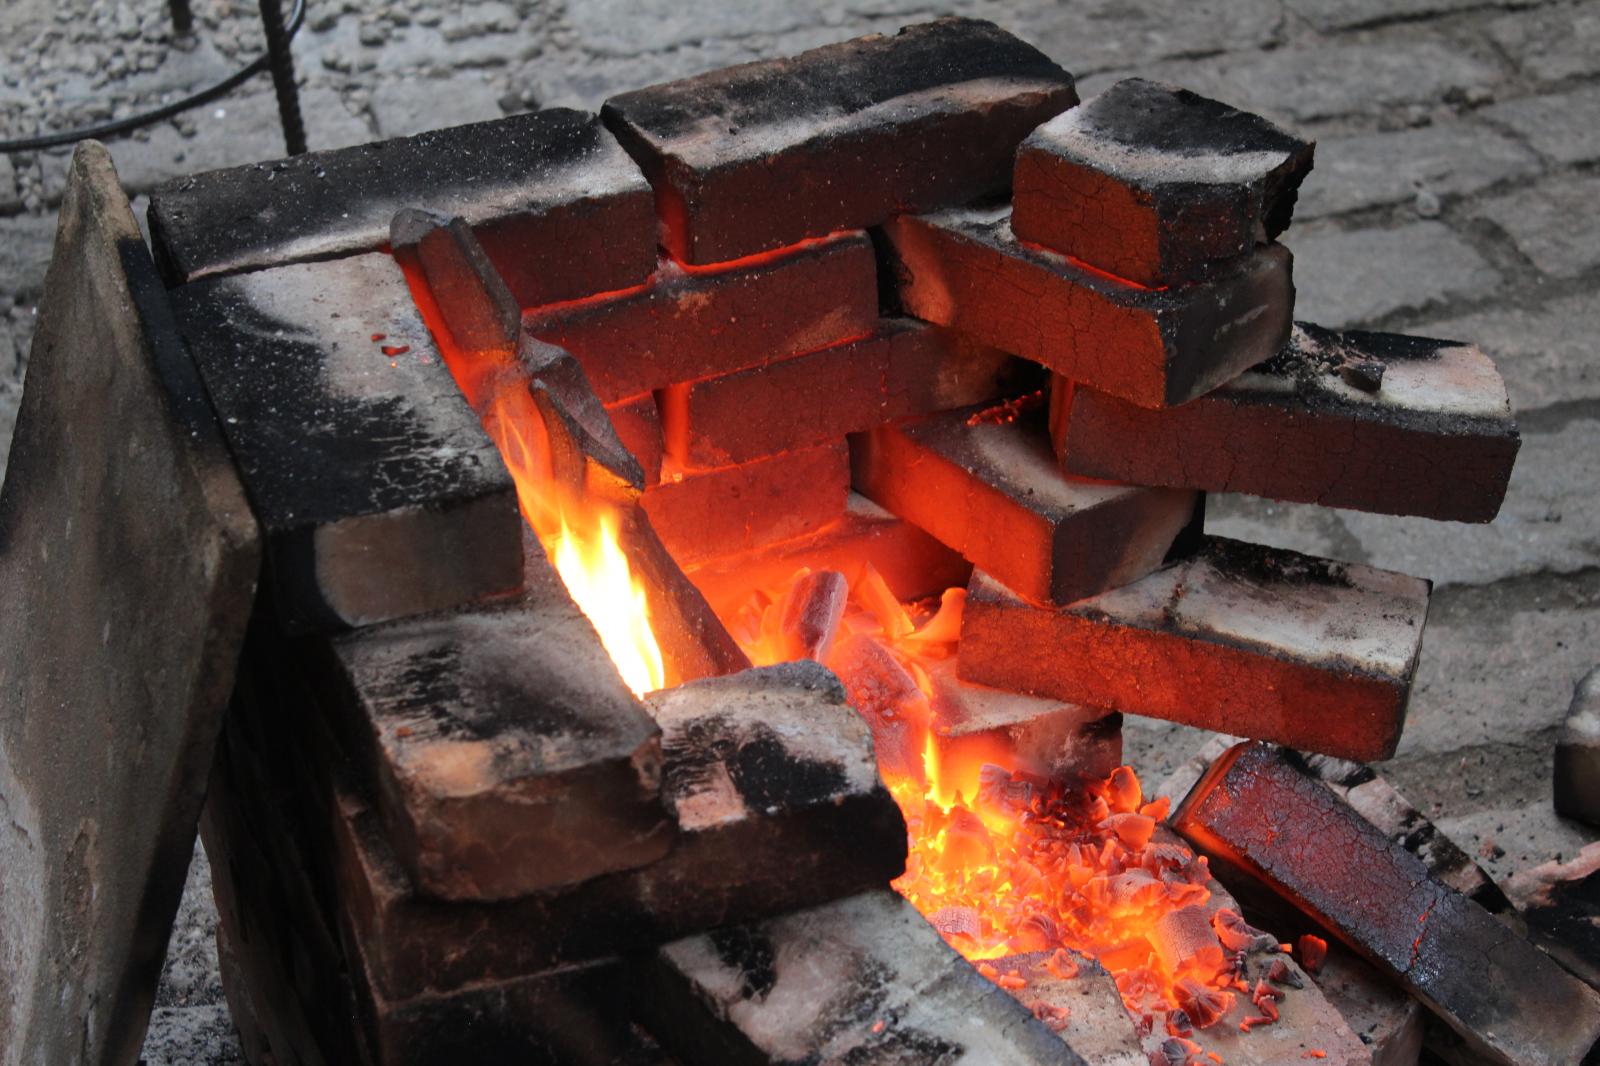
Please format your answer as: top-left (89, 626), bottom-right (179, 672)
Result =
top-left (149, 108), bottom-right (658, 306)
top-left (171, 252), bottom-right (523, 632)
top-left (332, 662), bottom-right (906, 1001)
top-left (850, 403), bottom-right (1199, 607)
top-left (1054, 324), bottom-right (1521, 522)
top-left (524, 232), bottom-right (879, 404)
top-left (1173, 742), bottom-right (1600, 1066)
top-left (643, 441), bottom-right (850, 565)
top-left (958, 537), bottom-right (1430, 762)
top-left (880, 206), bottom-right (1294, 409)
top-left (601, 17), bottom-right (1076, 264)
top-left (324, 535), bottom-right (672, 903)
top-left (606, 394), bottom-right (664, 486)
top-left (1012, 78), bottom-right (1314, 288)
top-left (670, 319), bottom-right (1026, 468)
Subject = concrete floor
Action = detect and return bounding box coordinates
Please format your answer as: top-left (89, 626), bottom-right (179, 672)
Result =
top-left (1, 1), bottom-right (1597, 1062)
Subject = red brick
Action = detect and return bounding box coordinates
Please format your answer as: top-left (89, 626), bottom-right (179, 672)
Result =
top-left (851, 404), bottom-right (1199, 607)
top-left (1054, 324), bottom-right (1521, 522)
top-left (881, 206), bottom-right (1293, 409)
top-left (958, 537), bottom-right (1431, 762)
top-left (1012, 78), bottom-right (1313, 288)
top-left (1174, 742), bottom-right (1600, 1066)
top-left (671, 319), bottom-right (1026, 468)
top-left (524, 232), bottom-right (878, 404)
top-left (602, 18), bottom-right (1075, 264)
top-left (605, 394), bottom-right (664, 486)
top-left (642, 441), bottom-right (850, 566)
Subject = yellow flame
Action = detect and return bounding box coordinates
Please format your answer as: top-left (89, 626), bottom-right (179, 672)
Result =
top-left (550, 510), bottom-right (665, 697)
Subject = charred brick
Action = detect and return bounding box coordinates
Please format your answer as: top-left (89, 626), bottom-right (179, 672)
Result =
top-left (1173, 742), bottom-right (1600, 1066)
top-left (1556, 667), bottom-right (1600, 828)
top-left (525, 232), bottom-right (879, 404)
top-left (607, 394), bottom-right (664, 486)
top-left (881, 205), bottom-right (1293, 408)
top-left (602, 17), bottom-right (1076, 264)
top-left (1055, 324), bottom-right (1521, 523)
top-left (171, 252), bottom-right (523, 632)
top-left (643, 441), bottom-right (851, 565)
top-left (958, 537), bottom-right (1430, 762)
top-left (148, 108), bottom-right (658, 306)
top-left (851, 403), bottom-right (1199, 607)
top-left (1012, 78), bottom-right (1314, 288)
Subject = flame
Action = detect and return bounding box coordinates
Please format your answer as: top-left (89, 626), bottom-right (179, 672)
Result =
top-left (550, 510), bottom-right (665, 696)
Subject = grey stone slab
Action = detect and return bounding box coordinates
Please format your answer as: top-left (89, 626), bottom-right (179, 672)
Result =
top-left (0, 212), bottom-right (58, 305)
top-left (0, 153), bottom-right (17, 212)
top-left (171, 252), bottom-right (522, 633)
top-left (1436, 799), bottom-right (1597, 886)
top-left (1487, 3), bottom-right (1600, 85)
top-left (1284, 0), bottom-right (1537, 31)
top-left (0, 143), bottom-right (260, 1066)
top-left (370, 75), bottom-right (505, 139)
top-left (1483, 85), bottom-right (1600, 165)
top-left (1295, 122), bottom-right (1541, 220)
top-left (986, 0), bottom-right (1286, 73)
top-left (1475, 173), bottom-right (1600, 279)
top-left (1414, 290), bottom-right (1600, 410)
top-left (137, 1005), bottom-right (244, 1066)
top-left (109, 89), bottom-right (372, 195)
top-left (1286, 221), bottom-right (1502, 327)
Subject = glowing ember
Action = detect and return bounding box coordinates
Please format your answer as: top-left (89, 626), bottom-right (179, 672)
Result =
top-left (729, 566), bottom-right (1244, 1025)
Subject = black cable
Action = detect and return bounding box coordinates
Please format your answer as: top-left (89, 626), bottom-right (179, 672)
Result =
top-left (0, 0), bottom-right (306, 154)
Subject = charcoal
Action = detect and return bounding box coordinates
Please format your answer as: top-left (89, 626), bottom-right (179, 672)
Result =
top-left (148, 108), bottom-right (658, 306)
top-left (602, 17), bottom-right (1075, 263)
top-left (171, 251), bottom-right (523, 632)
top-left (1012, 78), bottom-right (1313, 288)
top-left (1555, 667), bottom-right (1600, 827)
top-left (1173, 742), bottom-right (1600, 1066)
top-left (880, 205), bottom-right (1293, 409)
top-left (959, 537), bottom-right (1431, 762)
top-left (851, 404), bottom-right (1199, 607)
top-left (1054, 324), bottom-right (1520, 523)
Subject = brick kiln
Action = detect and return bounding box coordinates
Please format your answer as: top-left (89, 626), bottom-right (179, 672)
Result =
top-left (2, 15), bottom-right (1594, 1066)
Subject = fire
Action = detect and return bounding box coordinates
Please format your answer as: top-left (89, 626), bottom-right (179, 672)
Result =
top-left (728, 565), bottom-right (1245, 1030)
top-left (549, 509), bottom-right (665, 696)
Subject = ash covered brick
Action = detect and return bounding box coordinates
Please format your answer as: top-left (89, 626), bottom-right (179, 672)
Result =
top-left (148, 108), bottom-right (658, 306)
top-left (326, 535), bottom-right (672, 903)
top-left (333, 661), bottom-right (906, 1001)
top-left (958, 537), bottom-right (1430, 762)
top-left (881, 206), bottom-right (1293, 408)
top-left (1055, 324), bottom-right (1521, 523)
top-left (172, 252), bottom-right (523, 632)
top-left (525, 231), bottom-right (879, 404)
top-left (1173, 742), bottom-right (1600, 1066)
top-left (389, 208), bottom-right (520, 358)
top-left (602, 17), bottom-right (1076, 265)
top-left (1013, 78), bottom-right (1314, 288)
top-left (673, 319), bottom-right (1027, 468)
top-left (638, 891), bottom-right (1085, 1065)
top-left (606, 393), bottom-right (664, 486)
top-left (851, 403), bottom-right (1199, 607)
top-left (990, 952), bottom-right (1145, 1065)
top-left (686, 493), bottom-right (973, 618)
top-left (643, 440), bottom-right (850, 566)
top-left (1555, 667), bottom-right (1600, 828)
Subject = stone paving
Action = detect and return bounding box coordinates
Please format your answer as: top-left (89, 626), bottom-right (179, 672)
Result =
top-left (0, 1), bottom-right (1596, 1061)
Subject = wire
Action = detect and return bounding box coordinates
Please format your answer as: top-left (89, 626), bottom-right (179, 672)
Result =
top-left (0, 0), bottom-right (306, 154)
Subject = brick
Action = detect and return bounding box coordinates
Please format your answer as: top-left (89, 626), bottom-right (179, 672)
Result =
top-left (1506, 841), bottom-right (1600, 993)
top-left (389, 208), bottom-right (519, 358)
top-left (668, 319), bottom-right (1028, 469)
top-left (882, 206), bottom-right (1293, 408)
top-left (0, 144), bottom-right (260, 1066)
top-left (606, 393), bottom-right (664, 486)
top-left (637, 892), bottom-right (1084, 1065)
top-left (148, 108), bottom-right (658, 305)
top-left (1312, 948), bottom-right (1425, 1066)
top-left (172, 252), bottom-right (524, 632)
top-left (324, 536), bottom-right (672, 903)
top-left (989, 952), bottom-right (1145, 1065)
top-left (643, 440), bottom-right (850, 565)
top-left (1555, 667), bottom-right (1600, 828)
top-left (525, 232), bottom-right (879, 404)
top-left (1173, 742), bottom-right (1600, 1066)
top-left (1054, 324), bottom-right (1521, 523)
top-left (851, 404), bottom-right (1200, 607)
top-left (602, 17), bottom-right (1075, 264)
top-left (334, 662), bottom-right (906, 1001)
top-left (959, 537), bottom-right (1430, 762)
top-left (1013, 78), bottom-right (1313, 288)
top-left (685, 493), bottom-right (973, 618)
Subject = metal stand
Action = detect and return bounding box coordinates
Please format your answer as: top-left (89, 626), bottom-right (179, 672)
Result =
top-left (258, 0), bottom-right (307, 156)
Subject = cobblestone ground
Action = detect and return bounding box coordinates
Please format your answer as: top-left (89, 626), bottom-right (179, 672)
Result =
top-left (1, 1), bottom-right (1597, 1061)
